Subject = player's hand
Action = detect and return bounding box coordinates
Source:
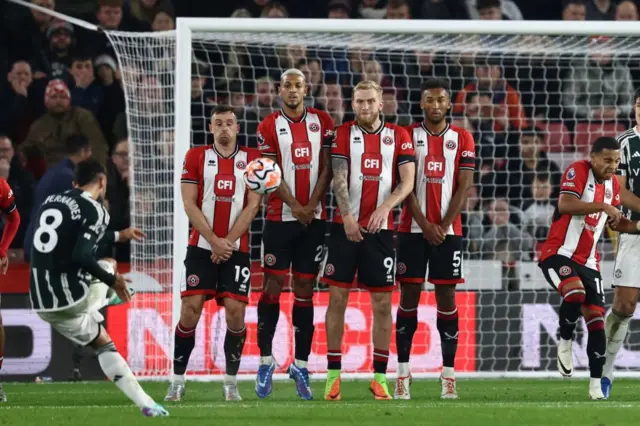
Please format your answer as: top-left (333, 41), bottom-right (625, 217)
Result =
top-left (604, 204), bottom-right (622, 228)
top-left (343, 215), bottom-right (365, 242)
top-left (300, 204), bottom-right (318, 224)
top-left (422, 221), bottom-right (447, 246)
top-left (0, 254), bottom-right (8, 275)
top-left (119, 227), bottom-right (147, 242)
top-left (211, 253), bottom-right (225, 264)
top-left (211, 237), bottom-right (233, 261)
top-left (291, 203), bottom-right (313, 224)
top-left (113, 274), bottom-right (132, 303)
top-left (367, 206), bottom-right (391, 234)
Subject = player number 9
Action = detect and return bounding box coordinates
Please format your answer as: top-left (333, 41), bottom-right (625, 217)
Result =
top-left (383, 257), bottom-right (394, 275)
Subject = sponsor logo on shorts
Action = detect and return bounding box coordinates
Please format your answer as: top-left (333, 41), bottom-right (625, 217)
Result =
top-left (615, 269), bottom-right (622, 279)
top-left (397, 262), bottom-right (407, 275)
top-left (559, 266), bottom-right (572, 276)
top-left (236, 160), bottom-right (246, 170)
top-left (308, 122), bottom-right (320, 132)
top-left (325, 263), bottom-right (335, 276)
top-left (264, 254), bottom-right (277, 267)
top-left (382, 136), bottom-right (393, 146)
top-left (445, 140), bottom-right (457, 150)
top-left (187, 274), bottom-right (200, 287)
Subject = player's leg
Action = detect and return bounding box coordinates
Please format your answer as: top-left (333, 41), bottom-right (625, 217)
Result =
top-left (394, 233), bottom-right (427, 400)
top-left (602, 234), bottom-right (640, 397)
top-left (0, 310), bottom-right (5, 402)
top-left (256, 220), bottom-right (295, 398)
top-left (429, 236), bottom-right (465, 399)
top-left (166, 247), bottom-right (215, 401)
top-left (218, 251), bottom-right (251, 401)
top-left (288, 219), bottom-right (326, 400)
top-left (581, 304), bottom-right (607, 400)
top-left (320, 223), bottom-right (358, 401)
top-left (539, 256), bottom-right (586, 377)
top-left (358, 230), bottom-right (396, 400)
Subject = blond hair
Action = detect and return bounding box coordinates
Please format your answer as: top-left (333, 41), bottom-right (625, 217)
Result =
top-left (353, 80), bottom-right (383, 97)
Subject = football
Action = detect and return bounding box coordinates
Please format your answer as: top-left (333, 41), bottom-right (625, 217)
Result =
top-left (243, 157), bottom-right (282, 195)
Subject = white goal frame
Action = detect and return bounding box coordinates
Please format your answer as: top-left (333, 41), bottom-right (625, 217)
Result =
top-left (170, 17), bottom-right (640, 381)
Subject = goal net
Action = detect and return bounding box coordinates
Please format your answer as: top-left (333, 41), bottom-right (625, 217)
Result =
top-left (105, 18), bottom-right (640, 379)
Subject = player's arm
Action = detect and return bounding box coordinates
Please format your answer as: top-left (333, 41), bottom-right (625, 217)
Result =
top-left (380, 161), bottom-right (415, 211)
top-left (406, 191), bottom-right (429, 233)
top-left (441, 133), bottom-right (476, 230)
top-left (72, 218), bottom-right (117, 287)
top-left (0, 181), bottom-right (20, 274)
top-left (307, 116), bottom-right (335, 212)
top-left (609, 217), bottom-right (640, 234)
top-left (332, 156), bottom-right (352, 218)
top-left (225, 190), bottom-right (262, 245)
top-left (557, 193), bottom-right (619, 217)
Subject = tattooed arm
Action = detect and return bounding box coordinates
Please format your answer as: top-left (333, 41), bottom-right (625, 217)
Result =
top-left (332, 157), bottom-right (363, 242)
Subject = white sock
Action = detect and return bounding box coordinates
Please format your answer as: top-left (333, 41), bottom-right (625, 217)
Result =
top-left (589, 377), bottom-right (601, 389)
top-left (97, 343), bottom-right (155, 409)
top-left (260, 356), bottom-right (273, 365)
top-left (397, 362), bottom-right (410, 377)
top-left (294, 359), bottom-right (307, 368)
top-left (172, 373), bottom-right (185, 384)
top-left (441, 366), bottom-right (455, 379)
top-left (224, 374), bottom-right (236, 385)
top-left (603, 311), bottom-right (632, 380)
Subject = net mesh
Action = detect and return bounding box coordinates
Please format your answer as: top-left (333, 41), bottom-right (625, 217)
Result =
top-left (107, 28), bottom-right (640, 378)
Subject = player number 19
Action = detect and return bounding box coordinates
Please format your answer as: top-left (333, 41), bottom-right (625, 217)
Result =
top-left (234, 265), bottom-right (251, 284)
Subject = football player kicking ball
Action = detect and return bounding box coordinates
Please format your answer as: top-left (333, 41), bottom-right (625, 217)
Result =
top-left (394, 78), bottom-right (475, 400)
top-left (0, 177), bottom-right (20, 402)
top-left (255, 68), bottom-right (334, 400)
top-left (602, 88), bottom-right (640, 398)
top-left (538, 137), bottom-right (640, 400)
top-left (322, 80), bottom-right (416, 400)
top-left (165, 105), bottom-right (262, 402)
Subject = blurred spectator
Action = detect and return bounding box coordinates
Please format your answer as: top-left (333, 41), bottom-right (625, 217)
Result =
top-left (562, 0), bottom-right (587, 20)
top-left (151, 7), bottom-right (175, 31)
top-left (461, 185), bottom-right (484, 256)
top-left (239, 0), bottom-right (271, 17)
top-left (454, 55), bottom-right (527, 131)
top-left (70, 54), bottom-right (104, 119)
top-left (586, 0), bottom-right (616, 19)
top-left (615, 0), bottom-right (638, 19)
top-left (562, 36), bottom-right (633, 122)
top-left (82, 0), bottom-right (124, 59)
top-left (38, 20), bottom-right (76, 81)
top-left (481, 198), bottom-right (535, 261)
top-left (106, 137), bottom-right (131, 261)
top-left (385, 0), bottom-right (412, 19)
top-left (261, 2), bottom-right (289, 18)
top-left (231, 8), bottom-right (252, 17)
top-left (466, 0), bottom-right (523, 19)
top-left (227, 81), bottom-right (259, 148)
top-left (298, 58), bottom-right (324, 103)
top-left (0, 136), bottom-right (35, 250)
top-left (190, 63), bottom-right (211, 146)
top-left (420, 0), bottom-right (470, 19)
top-left (94, 54), bottom-right (125, 145)
top-left (122, 0), bottom-right (174, 31)
top-left (5, 0), bottom-right (55, 70)
top-left (477, 0), bottom-right (503, 19)
top-left (23, 134), bottom-right (92, 260)
top-left (252, 76), bottom-right (278, 120)
top-left (320, 80), bottom-right (347, 124)
top-left (21, 79), bottom-right (107, 177)
top-left (523, 172), bottom-right (556, 242)
top-left (328, 0), bottom-right (352, 18)
top-left (382, 87), bottom-right (410, 125)
top-left (0, 61), bottom-right (40, 144)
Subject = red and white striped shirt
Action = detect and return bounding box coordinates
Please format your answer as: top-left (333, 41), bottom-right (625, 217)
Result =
top-left (398, 123), bottom-right (476, 235)
top-left (0, 178), bottom-right (16, 214)
top-left (540, 160), bottom-right (621, 271)
top-left (331, 120), bottom-right (415, 230)
top-left (257, 108), bottom-right (334, 222)
top-left (181, 144), bottom-right (260, 253)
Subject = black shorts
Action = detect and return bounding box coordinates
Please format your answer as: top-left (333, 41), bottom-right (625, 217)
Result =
top-left (261, 219), bottom-right (326, 279)
top-left (538, 255), bottom-right (605, 309)
top-left (320, 223), bottom-right (396, 292)
top-left (181, 246), bottom-right (251, 304)
top-left (396, 233), bottom-right (464, 285)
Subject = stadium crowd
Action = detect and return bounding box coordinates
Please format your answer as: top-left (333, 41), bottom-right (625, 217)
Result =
top-left (0, 0), bottom-right (639, 289)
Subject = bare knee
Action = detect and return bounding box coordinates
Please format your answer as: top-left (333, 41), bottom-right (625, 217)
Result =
top-left (263, 273), bottom-right (285, 297)
top-left (293, 277), bottom-right (314, 299)
top-left (371, 293), bottom-right (392, 318)
top-left (434, 285), bottom-right (456, 311)
top-left (328, 287), bottom-right (349, 313)
top-left (613, 288), bottom-right (639, 316)
top-left (224, 299), bottom-right (246, 330)
top-left (180, 295), bottom-right (205, 328)
top-left (559, 280), bottom-right (586, 304)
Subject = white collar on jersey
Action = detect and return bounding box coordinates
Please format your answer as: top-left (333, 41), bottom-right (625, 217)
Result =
top-left (279, 107), bottom-right (307, 123)
top-left (357, 119), bottom-right (385, 135)
top-left (420, 122), bottom-right (450, 137)
top-left (212, 143), bottom-right (239, 159)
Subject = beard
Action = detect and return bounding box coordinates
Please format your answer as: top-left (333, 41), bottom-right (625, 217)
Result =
top-left (284, 98), bottom-right (302, 110)
top-left (356, 111), bottom-right (379, 127)
top-left (425, 113), bottom-right (445, 126)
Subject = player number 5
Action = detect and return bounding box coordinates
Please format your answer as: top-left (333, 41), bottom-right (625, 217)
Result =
top-left (452, 250), bottom-right (461, 268)
top-left (34, 208), bottom-right (63, 254)
top-left (234, 265), bottom-right (251, 284)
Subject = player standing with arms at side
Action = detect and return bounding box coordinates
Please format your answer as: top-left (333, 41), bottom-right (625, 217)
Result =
top-left (0, 178), bottom-right (20, 402)
top-left (29, 159), bottom-right (168, 416)
top-left (602, 88), bottom-right (640, 398)
top-left (394, 78), bottom-right (475, 400)
top-left (255, 68), bottom-right (334, 400)
top-left (538, 137), bottom-right (640, 400)
top-left (165, 105), bottom-right (262, 402)
top-left (322, 80), bottom-right (416, 401)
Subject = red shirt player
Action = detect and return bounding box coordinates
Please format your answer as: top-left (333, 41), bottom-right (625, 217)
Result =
top-left (0, 177), bottom-right (21, 401)
top-left (166, 105), bottom-right (262, 402)
top-left (321, 80), bottom-right (416, 401)
top-left (395, 79), bottom-right (475, 400)
top-left (255, 68), bottom-right (334, 400)
top-left (538, 137), bottom-right (640, 400)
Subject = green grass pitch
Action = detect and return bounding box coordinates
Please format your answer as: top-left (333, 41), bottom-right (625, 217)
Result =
top-left (1, 379), bottom-right (639, 425)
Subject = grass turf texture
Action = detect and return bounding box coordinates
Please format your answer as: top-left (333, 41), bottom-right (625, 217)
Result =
top-left (1, 379), bottom-right (639, 425)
